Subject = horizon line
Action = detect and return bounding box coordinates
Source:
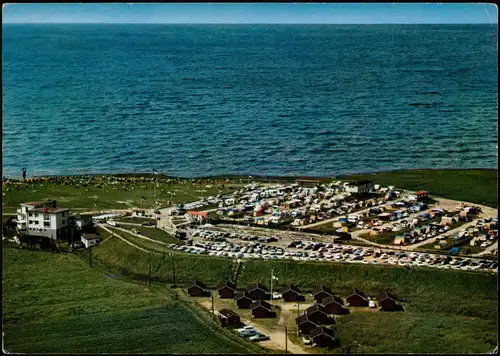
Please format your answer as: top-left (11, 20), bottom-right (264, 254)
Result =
top-left (2, 22), bottom-right (497, 25)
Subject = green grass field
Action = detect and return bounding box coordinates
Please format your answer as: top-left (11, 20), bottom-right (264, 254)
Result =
top-left (88, 237), bottom-right (497, 353)
top-left (2, 247), bottom-right (265, 354)
top-left (117, 225), bottom-right (179, 244)
top-left (3, 169), bottom-right (496, 214)
top-left (1, 178), bottom-right (240, 213)
top-left (338, 169), bottom-right (497, 207)
top-left (3, 170), bottom-right (498, 353)
top-left (116, 216), bottom-right (157, 224)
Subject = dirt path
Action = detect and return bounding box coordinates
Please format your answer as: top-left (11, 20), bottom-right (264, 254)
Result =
top-left (97, 224), bottom-right (152, 253)
top-left (197, 301), bottom-right (308, 354)
top-left (116, 221), bottom-right (143, 227)
top-left (111, 225), bottom-right (170, 246)
top-left (157, 206), bottom-right (177, 234)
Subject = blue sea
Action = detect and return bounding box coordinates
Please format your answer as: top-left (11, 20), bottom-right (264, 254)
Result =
top-left (2, 24), bottom-right (498, 178)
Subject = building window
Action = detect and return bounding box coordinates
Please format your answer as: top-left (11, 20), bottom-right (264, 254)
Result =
top-left (44, 214), bottom-right (50, 221)
top-left (62, 220), bottom-right (66, 225)
top-left (44, 221), bottom-right (50, 227)
top-left (35, 213), bottom-right (39, 218)
top-left (34, 221), bottom-right (39, 225)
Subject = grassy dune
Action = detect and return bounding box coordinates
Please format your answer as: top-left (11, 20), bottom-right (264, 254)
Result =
top-left (338, 169), bottom-right (497, 207)
top-left (3, 169), bottom-right (497, 214)
top-left (1, 179), bottom-right (238, 213)
top-left (2, 248), bottom-right (264, 354)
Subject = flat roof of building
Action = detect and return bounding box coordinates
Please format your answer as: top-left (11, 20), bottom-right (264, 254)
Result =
top-left (82, 234), bottom-right (100, 240)
top-left (29, 207), bottom-right (69, 214)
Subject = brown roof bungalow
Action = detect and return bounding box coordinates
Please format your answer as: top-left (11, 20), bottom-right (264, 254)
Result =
top-left (218, 281), bottom-right (237, 299)
top-left (321, 296), bottom-right (350, 315)
top-left (305, 304), bottom-right (333, 325)
top-left (310, 326), bottom-right (340, 349)
top-left (313, 285), bottom-right (333, 302)
top-left (235, 291), bottom-right (254, 309)
top-left (415, 191), bottom-right (429, 200)
top-left (187, 280), bottom-right (211, 297)
top-left (346, 288), bottom-right (369, 307)
top-left (377, 291), bottom-right (404, 312)
top-left (186, 211), bottom-right (209, 219)
top-left (251, 300), bottom-right (276, 319)
top-left (218, 309), bottom-right (241, 328)
top-left (281, 284), bottom-right (306, 302)
top-left (296, 313), bottom-right (319, 335)
top-left (247, 283), bottom-right (270, 301)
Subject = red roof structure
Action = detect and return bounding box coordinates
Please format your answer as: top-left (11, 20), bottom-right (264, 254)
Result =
top-left (187, 211), bottom-right (209, 217)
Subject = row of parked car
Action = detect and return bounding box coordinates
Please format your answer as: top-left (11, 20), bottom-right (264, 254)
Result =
top-left (168, 233), bottom-right (498, 272)
top-left (190, 229), bottom-right (279, 243)
top-left (236, 325), bottom-right (270, 342)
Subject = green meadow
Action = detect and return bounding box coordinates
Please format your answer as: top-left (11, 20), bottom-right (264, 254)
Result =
top-left (338, 169), bottom-right (497, 207)
top-left (2, 169), bottom-right (498, 353)
top-left (2, 247), bottom-right (265, 354)
top-left (88, 235), bottom-right (497, 353)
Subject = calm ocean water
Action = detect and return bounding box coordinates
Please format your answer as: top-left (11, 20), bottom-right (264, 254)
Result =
top-left (2, 24), bottom-right (498, 178)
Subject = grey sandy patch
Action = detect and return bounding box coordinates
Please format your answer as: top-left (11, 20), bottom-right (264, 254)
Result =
top-left (104, 273), bottom-right (120, 280)
top-left (116, 201), bottom-right (134, 205)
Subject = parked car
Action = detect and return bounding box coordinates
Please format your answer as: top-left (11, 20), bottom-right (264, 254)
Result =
top-left (249, 333), bottom-right (270, 342)
top-left (237, 325), bottom-right (255, 333)
top-left (239, 329), bottom-right (258, 337)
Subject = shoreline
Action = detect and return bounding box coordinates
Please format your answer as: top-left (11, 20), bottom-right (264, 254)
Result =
top-left (3, 167), bottom-right (498, 180)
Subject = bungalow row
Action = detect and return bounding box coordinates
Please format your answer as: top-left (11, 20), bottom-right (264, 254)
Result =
top-left (313, 286), bottom-right (403, 311)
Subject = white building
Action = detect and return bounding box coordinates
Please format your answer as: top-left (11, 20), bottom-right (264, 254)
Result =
top-left (131, 209), bottom-right (153, 217)
top-left (16, 200), bottom-right (69, 240)
top-left (344, 180), bottom-right (375, 194)
top-left (81, 233), bottom-right (101, 248)
top-left (92, 213), bottom-right (122, 223)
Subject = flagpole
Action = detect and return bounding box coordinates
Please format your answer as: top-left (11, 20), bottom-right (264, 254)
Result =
top-left (270, 267), bottom-right (274, 307)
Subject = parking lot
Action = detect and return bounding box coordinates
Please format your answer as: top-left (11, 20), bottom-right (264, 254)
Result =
top-left (166, 227), bottom-right (498, 273)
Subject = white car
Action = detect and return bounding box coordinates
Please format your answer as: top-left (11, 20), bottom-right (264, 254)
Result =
top-left (237, 325), bottom-right (255, 333)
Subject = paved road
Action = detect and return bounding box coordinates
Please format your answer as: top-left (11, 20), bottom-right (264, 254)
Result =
top-left (115, 221), bottom-right (143, 227)
top-left (474, 241), bottom-right (498, 257)
top-left (156, 206), bottom-right (177, 234)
